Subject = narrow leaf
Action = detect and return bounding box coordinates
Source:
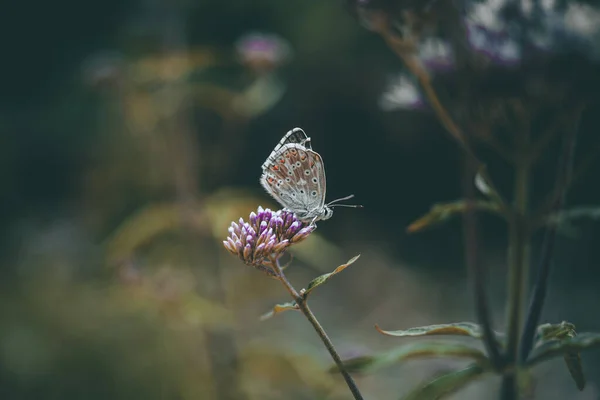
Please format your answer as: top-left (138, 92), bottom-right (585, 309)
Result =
top-left (328, 355), bottom-right (376, 374)
top-left (303, 255), bottom-right (360, 298)
top-left (475, 169), bottom-right (493, 197)
top-left (535, 321), bottom-right (577, 345)
top-left (533, 322), bottom-right (588, 390)
top-left (543, 206), bottom-right (600, 237)
top-left (527, 332), bottom-right (600, 368)
top-left (259, 301), bottom-right (299, 321)
top-left (407, 200), bottom-right (501, 233)
top-left (376, 322), bottom-right (484, 339)
top-left (564, 352), bottom-right (586, 391)
top-left (401, 364), bottom-right (488, 400)
top-left (331, 341), bottom-right (490, 374)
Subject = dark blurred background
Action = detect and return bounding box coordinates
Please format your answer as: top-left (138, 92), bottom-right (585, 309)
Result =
top-left (1, 0), bottom-right (600, 399)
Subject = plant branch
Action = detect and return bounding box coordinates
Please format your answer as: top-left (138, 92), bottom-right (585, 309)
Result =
top-left (505, 168), bottom-right (530, 362)
top-left (501, 119), bottom-right (532, 400)
top-left (519, 106), bottom-right (582, 362)
top-left (376, 21), bottom-right (509, 214)
top-left (380, 29), bottom-right (473, 157)
top-left (463, 158), bottom-right (504, 369)
top-left (273, 258), bottom-right (365, 400)
top-left (470, 124), bottom-right (515, 164)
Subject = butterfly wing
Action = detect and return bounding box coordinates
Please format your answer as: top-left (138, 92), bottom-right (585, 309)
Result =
top-left (276, 127), bottom-right (312, 150)
top-left (260, 143), bottom-right (327, 220)
top-left (262, 128), bottom-right (312, 171)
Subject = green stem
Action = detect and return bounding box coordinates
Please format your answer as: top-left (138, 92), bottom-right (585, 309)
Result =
top-left (273, 259), bottom-right (365, 400)
top-left (520, 107), bottom-right (582, 362)
top-left (502, 153), bottom-right (531, 399)
top-left (463, 159), bottom-right (504, 369)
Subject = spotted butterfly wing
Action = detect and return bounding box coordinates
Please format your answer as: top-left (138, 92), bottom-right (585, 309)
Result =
top-left (260, 142), bottom-right (327, 222)
top-left (262, 128), bottom-right (311, 170)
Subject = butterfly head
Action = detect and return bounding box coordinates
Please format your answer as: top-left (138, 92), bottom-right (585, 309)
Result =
top-left (294, 206), bottom-right (333, 225)
top-left (304, 195), bottom-right (361, 224)
top-left (321, 206), bottom-right (334, 220)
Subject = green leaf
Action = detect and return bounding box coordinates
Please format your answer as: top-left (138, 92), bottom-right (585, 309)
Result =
top-left (532, 322), bottom-right (589, 391)
top-left (302, 255), bottom-right (360, 298)
top-left (331, 341), bottom-right (490, 374)
top-left (564, 351), bottom-right (586, 391)
top-left (527, 332), bottom-right (600, 390)
top-left (544, 206), bottom-right (600, 237)
top-left (406, 200), bottom-right (501, 233)
top-left (535, 321), bottom-right (576, 346)
top-left (376, 322), bottom-right (486, 339)
top-left (401, 364), bottom-right (489, 400)
top-left (328, 355), bottom-right (376, 374)
top-left (259, 302), bottom-right (299, 321)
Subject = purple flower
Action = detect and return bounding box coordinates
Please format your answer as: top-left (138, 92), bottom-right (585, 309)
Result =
top-left (418, 38), bottom-right (456, 73)
top-left (379, 73), bottom-right (426, 111)
top-left (465, 22), bottom-right (522, 67)
top-left (223, 207), bottom-right (315, 273)
top-left (235, 32), bottom-right (292, 71)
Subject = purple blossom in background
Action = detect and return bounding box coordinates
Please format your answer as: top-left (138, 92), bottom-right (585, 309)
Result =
top-left (465, 22), bottom-right (522, 66)
top-left (235, 32), bottom-right (292, 70)
top-left (379, 73), bottom-right (426, 111)
top-left (349, 0), bottom-right (600, 114)
top-left (418, 38), bottom-right (456, 72)
top-left (223, 207), bottom-right (314, 273)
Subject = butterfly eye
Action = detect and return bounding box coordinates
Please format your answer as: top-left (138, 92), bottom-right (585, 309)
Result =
top-left (295, 161), bottom-right (301, 167)
top-left (311, 191), bottom-right (317, 197)
top-left (286, 177), bottom-right (291, 182)
top-left (311, 177), bottom-right (318, 184)
top-left (299, 190), bottom-right (305, 194)
top-left (288, 171), bottom-right (293, 176)
top-left (304, 169), bottom-right (311, 175)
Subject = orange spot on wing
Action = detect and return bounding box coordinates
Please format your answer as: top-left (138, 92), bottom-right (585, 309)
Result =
top-left (272, 165), bottom-right (279, 171)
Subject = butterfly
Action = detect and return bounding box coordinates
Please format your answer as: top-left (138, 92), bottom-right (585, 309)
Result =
top-left (260, 127), bottom-right (359, 224)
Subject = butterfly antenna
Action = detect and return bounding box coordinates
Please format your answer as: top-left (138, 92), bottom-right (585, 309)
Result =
top-left (327, 194), bottom-right (363, 208)
top-left (330, 204), bottom-right (363, 208)
top-left (328, 194), bottom-right (355, 204)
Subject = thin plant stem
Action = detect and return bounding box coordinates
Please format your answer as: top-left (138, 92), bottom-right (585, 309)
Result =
top-left (377, 23), bottom-right (510, 214)
top-left (376, 19), bottom-right (506, 369)
top-left (463, 158), bottom-right (504, 369)
top-left (519, 107), bottom-right (582, 362)
top-left (501, 129), bottom-right (531, 400)
top-left (383, 31), bottom-right (472, 156)
top-left (500, 375), bottom-right (518, 400)
top-left (272, 258), bottom-right (365, 400)
top-left (470, 125), bottom-right (515, 164)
